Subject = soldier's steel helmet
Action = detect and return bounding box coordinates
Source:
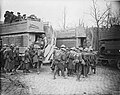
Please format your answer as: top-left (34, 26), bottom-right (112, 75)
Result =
top-left (16, 46), bottom-right (19, 49)
top-left (79, 47), bottom-right (83, 51)
top-left (61, 44), bottom-right (66, 48)
top-left (84, 47), bottom-right (88, 51)
top-left (54, 46), bottom-right (58, 49)
top-left (61, 48), bottom-right (66, 51)
top-left (70, 47), bottom-right (76, 50)
top-left (3, 44), bottom-right (7, 47)
top-left (10, 44), bottom-right (15, 48)
top-left (23, 14), bottom-right (26, 16)
top-left (90, 48), bottom-right (93, 51)
top-left (17, 12), bottom-right (20, 14)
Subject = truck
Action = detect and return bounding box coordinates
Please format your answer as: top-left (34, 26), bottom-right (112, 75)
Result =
top-left (98, 25), bottom-right (120, 70)
top-left (0, 19), bottom-right (56, 64)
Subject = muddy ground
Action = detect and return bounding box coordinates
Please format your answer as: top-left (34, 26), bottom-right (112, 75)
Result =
top-left (1, 65), bottom-right (120, 95)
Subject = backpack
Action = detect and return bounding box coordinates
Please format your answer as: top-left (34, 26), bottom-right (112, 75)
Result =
top-left (69, 51), bottom-right (75, 60)
top-left (54, 50), bottom-right (61, 61)
top-left (61, 51), bottom-right (66, 61)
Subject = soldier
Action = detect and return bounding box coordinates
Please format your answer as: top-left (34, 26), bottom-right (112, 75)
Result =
top-left (82, 47), bottom-right (89, 78)
top-left (12, 46), bottom-right (20, 74)
top-left (53, 45), bottom-right (66, 79)
top-left (67, 47), bottom-right (76, 76)
top-left (4, 44), bottom-right (14, 73)
top-left (76, 47), bottom-right (83, 81)
top-left (40, 35), bottom-right (45, 50)
top-left (4, 11), bottom-right (11, 24)
top-left (50, 46), bottom-right (59, 71)
top-left (16, 12), bottom-right (22, 21)
top-left (89, 49), bottom-right (96, 74)
top-left (24, 49), bottom-right (31, 73)
top-left (28, 43), bottom-right (35, 68)
top-left (0, 44), bottom-right (7, 72)
top-left (64, 47), bottom-right (70, 74)
top-left (22, 14), bottom-right (27, 20)
top-left (60, 45), bottom-right (68, 77)
top-left (37, 46), bottom-right (44, 74)
top-left (10, 11), bottom-right (17, 23)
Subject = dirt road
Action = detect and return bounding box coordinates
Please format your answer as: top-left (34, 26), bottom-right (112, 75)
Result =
top-left (18, 65), bottom-right (120, 95)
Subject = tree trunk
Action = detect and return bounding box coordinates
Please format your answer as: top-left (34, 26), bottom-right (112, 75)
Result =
top-left (96, 22), bottom-right (99, 51)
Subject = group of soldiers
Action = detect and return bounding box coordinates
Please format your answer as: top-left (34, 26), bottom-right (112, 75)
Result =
top-left (4, 11), bottom-right (41, 24)
top-left (0, 40), bottom-right (45, 74)
top-left (4, 11), bottom-right (27, 24)
top-left (0, 39), bottom-right (97, 81)
top-left (51, 45), bottom-right (97, 81)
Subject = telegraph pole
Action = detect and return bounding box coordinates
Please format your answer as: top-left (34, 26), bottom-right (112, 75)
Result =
top-left (63, 7), bottom-right (66, 30)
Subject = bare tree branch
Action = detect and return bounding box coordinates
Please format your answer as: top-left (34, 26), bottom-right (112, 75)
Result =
top-left (98, 8), bottom-right (110, 22)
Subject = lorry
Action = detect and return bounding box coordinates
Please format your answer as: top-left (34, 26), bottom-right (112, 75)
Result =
top-left (98, 25), bottom-right (120, 70)
top-left (0, 19), bottom-right (56, 64)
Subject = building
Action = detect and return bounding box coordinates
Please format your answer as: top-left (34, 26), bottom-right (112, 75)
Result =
top-left (56, 26), bottom-right (86, 48)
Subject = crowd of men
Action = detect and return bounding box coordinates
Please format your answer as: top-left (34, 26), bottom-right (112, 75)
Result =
top-left (0, 40), bottom-right (97, 81)
top-left (51, 45), bottom-right (97, 81)
top-left (4, 11), bottom-right (41, 24)
top-left (0, 38), bottom-right (45, 74)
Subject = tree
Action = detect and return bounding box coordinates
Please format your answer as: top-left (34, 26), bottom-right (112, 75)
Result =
top-left (90, 0), bottom-right (110, 50)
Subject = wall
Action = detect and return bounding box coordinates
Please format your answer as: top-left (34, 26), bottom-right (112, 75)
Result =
top-left (1, 33), bottom-right (29, 47)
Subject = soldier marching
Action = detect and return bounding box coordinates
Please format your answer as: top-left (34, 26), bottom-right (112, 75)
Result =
top-left (51, 45), bottom-right (97, 80)
top-left (0, 42), bottom-right (97, 81)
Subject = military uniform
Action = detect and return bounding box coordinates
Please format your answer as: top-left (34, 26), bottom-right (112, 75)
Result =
top-left (0, 47), bottom-right (6, 72)
top-left (37, 48), bottom-right (44, 74)
top-left (33, 48), bottom-right (38, 68)
top-left (50, 47), bottom-right (58, 71)
top-left (16, 12), bottom-right (22, 21)
top-left (28, 45), bottom-right (35, 68)
top-left (24, 49), bottom-right (31, 73)
top-left (4, 46), bottom-right (14, 72)
top-left (82, 52), bottom-right (91, 77)
top-left (13, 46), bottom-right (20, 72)
top-left (89, 51), bottom-right (96, 74)
top-left (4, 11), bottom-right (11, 23)
top-left (67, 49), bottom-right (75, 76)
top-left (75, 51), bottom-right (83, 81)
top-left (53, 46), bottom-right (67, 79)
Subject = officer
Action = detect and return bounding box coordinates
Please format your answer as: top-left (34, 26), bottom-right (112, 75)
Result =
top-left (12, 46), bottom-right (20, 74)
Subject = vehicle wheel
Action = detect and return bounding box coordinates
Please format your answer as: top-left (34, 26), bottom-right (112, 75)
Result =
top-left (117, 60), bottom-right (120, 70)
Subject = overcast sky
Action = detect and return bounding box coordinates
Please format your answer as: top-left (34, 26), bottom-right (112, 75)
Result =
top-left (1, 0), bottom-right (108, 30)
